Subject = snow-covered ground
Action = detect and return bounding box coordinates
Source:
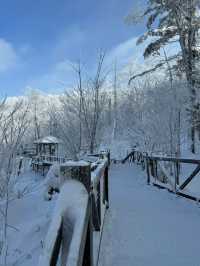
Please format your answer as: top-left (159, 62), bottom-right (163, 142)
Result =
top-left (2, 156), bottom-right (200, 266)
top-left (0, 169), bottom-right (57, 266)
top-left (99, 163), bottom-right (200, 266)
top-left (100, 139), bottom-right (132, 161)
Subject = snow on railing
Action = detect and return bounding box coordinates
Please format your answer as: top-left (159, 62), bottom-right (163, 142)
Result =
top-left (39, 151), bottom-right (110, 266)
top-left (91, 159), bottom-right (108, 188)
top-left (39, 180), bottom-right (90, 266)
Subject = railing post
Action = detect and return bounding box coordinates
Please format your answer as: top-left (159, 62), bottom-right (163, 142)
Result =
top-left (150, 159), bottom-right (154, 177)
top-left (155, 160), bottom-right (158, 180)
top-left (173, 161), bottom-right (180, 192)
top-left (91, 191), bottom-right (101, 231)
top-left (141, 154), bottom-right (145, 170)
top-left (60, 162), bottom-right (91, 192)
top-left (175, 161), bottom-right (180, 186)
top-left (103, 165), bottom-right (109, 209)
top-left (146, 157), bottom-right (150, 185)
top-left (131, 151), bottom-right (134, 163)
top-left (101, 150), bottom-right (110, 167)
top-left (83, 207), bottom-right (93, 266)
top-left (107, 151), bottom-right (111, 167)
top-left (60, 162), bottom-right (93, 266)
top-left (96, 181), bottom-right (101, 229)
top-left (50, 222), bottom-right (63, 266)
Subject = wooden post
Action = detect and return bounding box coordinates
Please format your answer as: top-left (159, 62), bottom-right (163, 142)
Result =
top-left (107, 151), bottom-right (111, 167)
top-left (131, 151), bottom-right (133, 163)
top-left (150, 159), bottom-right (154, 177)
top-left (155, 160), bottom-right (158, 180)
top-left (101, 151), bottom-right (111, 167)
top-left (96, 181), bottom-right (101, 230)
top-left (137, 152), bottom-right (139, 164)
top-left (132, 151), bottom-right (134, 162)
top-left (173, 162), bottom-right (177, 192)
top-left (104, 166), bottom-right (109, 209)
top-left (141, 155), bottom-right (145, 170)
top-left (91, 192), bottom-right (101, 231)
top-left (83, 211), bottom-right (93, 266)
top-left (176, 161), bottom-right (180, 185)
top-left (60, 162), bottom-right (91, 192)
top-left (146, 158), bottom-right (150, 185)
top-left (50, 222), bottom-right (63, 266)
top-left (60, 161), bottom-right (93, 266)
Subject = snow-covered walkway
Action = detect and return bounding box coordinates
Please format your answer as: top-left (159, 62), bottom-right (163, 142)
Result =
top-left (99, 163), bottom-right (200, 266)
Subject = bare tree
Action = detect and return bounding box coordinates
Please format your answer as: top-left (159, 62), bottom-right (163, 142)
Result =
top-left (64, 52), bottom-right (108, 155)
top-left (112, 61), bottom-right (118, 140)
top-left (0, 99), bottom-right (29, 265)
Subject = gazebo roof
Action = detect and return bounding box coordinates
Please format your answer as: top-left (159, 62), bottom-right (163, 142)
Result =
top-left (34, 136), bottom-right (62, 145)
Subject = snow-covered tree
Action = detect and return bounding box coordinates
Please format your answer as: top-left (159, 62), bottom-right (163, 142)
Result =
top-left (0, 99), bottom-right (29, 265)
top-left (129, 0), bottom-right (200, 153)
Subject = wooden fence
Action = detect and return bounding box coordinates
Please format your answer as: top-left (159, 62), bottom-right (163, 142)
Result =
top-left (39, 152), bottom-right (110, 266)
top-left (123, 149), bottom-right (200, 202)
top-left (32, 155), bottom-right (67, 175)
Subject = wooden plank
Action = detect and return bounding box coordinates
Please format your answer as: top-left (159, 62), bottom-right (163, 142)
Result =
top-left (175, 161), bottom-right (180, 185)
top-left (82, 202), bottom-right (93, 266)
top-left (146, 158), bottom-right (150, 184)
top-left (179, 164), bottom-right (200, 190)
top-left (153, 182), bottom-right (200, 202)
top-left (103, 166), bottom-right (109, 208)
top-left (60, 162), bottom-right (91, 193)
top-left (150, 159), bottom-right (155, 177)
top-left (146, 155), bottom-right (200, 164)
top-left (50, 221), bottom-right (63, 266)
top-left (97, 181), bottom-right (101, 229)
top-left (121, 151), bottom-right (134, 164)
top-left (91, 192), bottom-right (101, 231)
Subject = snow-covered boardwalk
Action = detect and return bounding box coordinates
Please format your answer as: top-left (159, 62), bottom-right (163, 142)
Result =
top-left (99, 163), bottom-right (200, 266)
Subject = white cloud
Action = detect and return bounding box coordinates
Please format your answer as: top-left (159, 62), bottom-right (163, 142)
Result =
top-left (0, 38), bottom-right (19, 72)
top-left (106, 36), bottom-right (146, 67)
top-left (107, 35), bottom-right (180, 68)
top-left (107, 37), bottom-right (137, 63)
top-left (27, 59), bottom-right (76, 93)
top-left (28, 37), bottom-right (151, 92)
top-left (106, 35), bottom-right (180, 84)
top-left (28, 35), bottom-right (180, 93)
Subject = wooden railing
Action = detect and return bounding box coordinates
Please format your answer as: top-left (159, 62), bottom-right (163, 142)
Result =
top-left (123, 149), bottom-right (200, 202)
top-left (39, 152), bottom-right (110, 266)
top-left (32, 155), bottom-right (67, 175)
top-left (33, 155), bottom-right (67, 164)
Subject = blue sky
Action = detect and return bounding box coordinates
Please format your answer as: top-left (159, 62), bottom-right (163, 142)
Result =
top-left (0, 0), bottom-right (146, 96)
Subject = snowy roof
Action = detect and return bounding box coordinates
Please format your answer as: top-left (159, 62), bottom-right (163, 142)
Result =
top-left (34, 136), bottom-right (62, 144)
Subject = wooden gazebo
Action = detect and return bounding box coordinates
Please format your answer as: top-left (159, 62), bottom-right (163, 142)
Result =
top-left (34, 136), bottom-right (62, 157)
top-left (32, 136), bottom-right (65, 175)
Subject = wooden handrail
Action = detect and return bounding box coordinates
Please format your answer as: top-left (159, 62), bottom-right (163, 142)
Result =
top-left (123, 149), bottom-right (200, 165)
top-left (124, 149), bottom-right (200, 202)
top-left (39, 152), bottom-right (110, 266)
top-left (144, 155), bottom-right (200, 164)
top-left (39, 181), bottom-right (90, 266)
top-left (33, 155), bottom-right (67, 164)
